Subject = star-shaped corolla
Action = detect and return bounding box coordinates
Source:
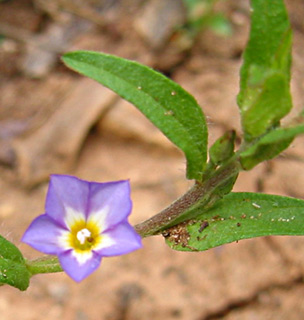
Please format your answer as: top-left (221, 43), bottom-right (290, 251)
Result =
top-left (22, 175), bottom-right (142, 282)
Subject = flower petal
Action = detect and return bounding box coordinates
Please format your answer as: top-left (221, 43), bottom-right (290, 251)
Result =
top-left (88, 180), bottom-right (132, 230)
top-left (22, 214), bottom-right (65, 255)
top-left (95, 222), bottom-right (142, 257)
top-left (45, 175), bottom-right (89, 226)
top-left (64, 207), bottom-right (86, 231)
top-left (58, 250), bottom-right (102, 282)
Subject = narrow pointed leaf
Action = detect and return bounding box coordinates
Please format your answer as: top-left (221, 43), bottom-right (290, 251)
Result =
top-left (164, 193), bottom-right (304, 251)
top-left (62, 51), bottom-right (208, 181)
top-left (237, 0), bottom-right (292, 140)
top-left (240, 124), bottom-right (304, 169)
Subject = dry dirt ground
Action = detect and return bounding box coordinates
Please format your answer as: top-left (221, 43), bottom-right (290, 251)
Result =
top-left (1, 0), bottom-right (304, 319)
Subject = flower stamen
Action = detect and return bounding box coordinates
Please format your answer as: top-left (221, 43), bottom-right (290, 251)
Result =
top-left (68, 221), bottom-right (101, 252)
top-left (77, 228), bottom-right (92, 245)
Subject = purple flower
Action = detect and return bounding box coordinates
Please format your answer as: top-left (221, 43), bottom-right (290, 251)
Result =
top-left (22, 175), bottom-right (142, 282)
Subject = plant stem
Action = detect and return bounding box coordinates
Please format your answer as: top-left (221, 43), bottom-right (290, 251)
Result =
top-left (25, 256), bottom-right (62, 275)
top-left (134, 157), bottom-right (241, 237)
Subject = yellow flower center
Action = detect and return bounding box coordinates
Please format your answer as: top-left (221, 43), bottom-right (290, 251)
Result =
top-left (68, 220), bottom-right (102, 252)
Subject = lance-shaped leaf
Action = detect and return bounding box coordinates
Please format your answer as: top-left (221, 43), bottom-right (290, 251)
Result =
top-left (0, 235), bottom-right (30, 291)
top-left (237, 0), bottom-right (292, 140)
top-left (62, 51), bottom-right (208, 181)
top-left (240, 124), bottom-right (304, 170)
top-left (164, 192), bottom-right (304, 251)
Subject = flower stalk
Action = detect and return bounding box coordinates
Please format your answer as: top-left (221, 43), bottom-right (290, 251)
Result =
top-left (25, 256), bottom-right (62, 275)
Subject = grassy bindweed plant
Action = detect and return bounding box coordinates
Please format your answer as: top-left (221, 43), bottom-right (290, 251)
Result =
top-left (2, 0), bottom-right (304, 290)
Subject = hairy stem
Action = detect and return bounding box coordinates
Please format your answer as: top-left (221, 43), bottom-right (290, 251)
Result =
top-left (26, 256), bottom-right (62, 275)
top-left (134, 158), bottom-right (241, 237)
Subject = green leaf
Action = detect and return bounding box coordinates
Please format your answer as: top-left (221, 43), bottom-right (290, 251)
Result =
top-left (0, 235), bottom-right (30, 291)
top-left (164, 193), bottom-right (304, 251)
top-left (240, 124), bottom-right (304, 170)
top-left (209, 130), bottom-right (235, 166)
top-left (62, 51), bottom-right (208, 181)
top-left (237, 0), bottom-right (292, 140)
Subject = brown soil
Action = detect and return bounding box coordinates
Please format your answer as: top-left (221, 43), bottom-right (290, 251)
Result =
top-left (1, 0), bottom-right (304, 319)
